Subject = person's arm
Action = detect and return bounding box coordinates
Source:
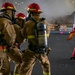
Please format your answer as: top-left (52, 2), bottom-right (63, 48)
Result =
top-left (21, 24), bottom-right (27, 38)
top-left (2, 20), bottom-right (16, 46)
top-left (13, 24), bottom-right (24, 43)
top-left (0, 19), bottom-right (4, 31)
top-left (21, 21), bottom-right (30, 38)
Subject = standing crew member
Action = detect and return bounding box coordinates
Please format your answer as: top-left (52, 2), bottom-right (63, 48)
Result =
top-left (0, 2), bottom-right (16, 75)
top-left (13, 12), bottom-right (26, 75)
top-left (20, 3), bottom-right (51, 75)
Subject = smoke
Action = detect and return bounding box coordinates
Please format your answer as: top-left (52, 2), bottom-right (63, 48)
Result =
top-left (19, 0), bottom-right (75, 19)
top-left (38, 0), bottom-right (74, 18)
top-left (1, 0), bottom-right (75, 20)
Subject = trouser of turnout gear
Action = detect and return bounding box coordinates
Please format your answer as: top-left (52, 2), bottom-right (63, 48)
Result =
top-left (13, 63), bottom-right (21, 75)
top-left (0, 46), bottom-right (11, 75)
top-left (19, 48), bottom-right (51, 75)
top-left (6, 46), bottom-right (22, 75)
top-left (13, 50), bottom-right (23, 75)
top-left (13, 52), bottom-right (24, 75)
top-left (6, 46), bottom-right (22, 63)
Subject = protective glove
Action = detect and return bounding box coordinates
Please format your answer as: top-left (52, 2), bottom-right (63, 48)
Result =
top-left (46, 47), bottom-right (51, 55)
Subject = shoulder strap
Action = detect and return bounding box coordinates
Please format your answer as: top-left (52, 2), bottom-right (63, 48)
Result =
top-left (29, 17), bottom-right (46, 29)
top-left (29, 17), bottom-right (38, 24)
top-left (26, 17), bottom-right (45, 23)
top-left (28, 18), bottom-right (38, 38)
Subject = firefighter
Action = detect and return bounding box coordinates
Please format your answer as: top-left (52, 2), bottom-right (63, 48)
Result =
top-left (13, 12), bottom-right (26, 75)
top-left (20, 3), bottom-right (51, 75)
top-left (0, 2), bottom-right (16, 75)
top-left (15, 13), bottom-right (26, 28)
top-left (6, 12), bottom-right (26, 75)
top-left (6, 15), bottom-right (24, 64)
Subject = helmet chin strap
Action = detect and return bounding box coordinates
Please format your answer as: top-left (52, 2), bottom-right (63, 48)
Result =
top-left (12, 11), bottom-right (15, 21)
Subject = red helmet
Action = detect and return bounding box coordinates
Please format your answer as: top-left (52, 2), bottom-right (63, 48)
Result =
top-left (0, 2), bottom-right (16, 12)
top-left (16, 13), bottom-right (26, 20)
top-left (27, 3), bottom-right (42, 13)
